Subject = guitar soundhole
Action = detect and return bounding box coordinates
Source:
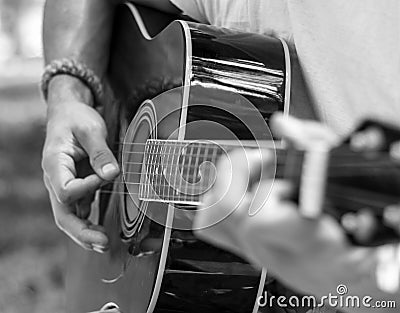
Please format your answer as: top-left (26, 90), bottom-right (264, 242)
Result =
top-left (121, 101), bottom-right (157, 239)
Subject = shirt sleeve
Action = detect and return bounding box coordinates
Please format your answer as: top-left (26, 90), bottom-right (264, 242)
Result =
top-left (169, 0), bottom-right (208, 22)
top-left (168, 0), bottom-right (252, 30)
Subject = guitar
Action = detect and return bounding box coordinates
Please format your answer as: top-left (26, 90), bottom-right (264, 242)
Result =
top-left (67, 3), bottom-right (291, 313)
top-left (66, 3), bottom-right (400, 313)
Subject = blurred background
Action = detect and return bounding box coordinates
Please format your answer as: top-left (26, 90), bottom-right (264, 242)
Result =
top-left (0, 0), bottom-right (66, 312)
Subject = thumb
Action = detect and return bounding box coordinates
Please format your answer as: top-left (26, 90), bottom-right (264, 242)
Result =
top-left (78, 130), bottom-right (120, 181)
top-left (270, 113), bottom-right (339, 149)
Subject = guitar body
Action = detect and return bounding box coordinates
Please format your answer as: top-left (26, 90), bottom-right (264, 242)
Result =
top-left (66, 3), bottom-right (290, 313)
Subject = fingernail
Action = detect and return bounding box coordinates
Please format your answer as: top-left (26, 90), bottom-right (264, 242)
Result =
top-left (341, 213), bottom-right (359, 233)
top-left (102, 163), bottom-right (118, 176)
top-left (390, 142), bottom-right (400, 160)
top-left (92, 244), bottom-right (107, 254)
top-left (351, 127), bottom-right (385, 151)
top-left (384, 205), bottom-right (400, 226)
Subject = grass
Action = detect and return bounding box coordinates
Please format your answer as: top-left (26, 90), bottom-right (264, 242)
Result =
top-left (0, 58), bottom-right (66, 313)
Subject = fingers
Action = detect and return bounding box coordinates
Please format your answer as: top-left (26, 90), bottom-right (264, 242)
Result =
top-left (43, 103), bottom-right (116, 252)
top-left (75, 125), bottom-right (120, 181)
top-left (42, 150), bottom-right (102, 204)
top-left (390, 141), bottom-right (400, 161)
top-left (195, 179), bottom-right (297, 266)
top-left (249, 180), bottom-right (345, 244)
top-left (341, 123), bottom-right (400, 162)
top-left (213, 148), bottom-right (275, 203)
top-left (44, 176), bottom-right (109, 252)
top-left (194, 149), bottom-right (276, 257)
top-left (350, 126), bottom-right (386, 152)
top-left (195, 190), bottom-right (251, 257)
top-left (270, 113), bottom-right (339, 149)
top-left (196, 149), bottom-right (275, 228)
top-left (76, 192), bottom-right (96, 220)
top-left (237, 180), bottom-right (353, 279)
top-left (351, 128), bottom-right (400, 163)
top-left (383, 204), bottom-right (400, 235)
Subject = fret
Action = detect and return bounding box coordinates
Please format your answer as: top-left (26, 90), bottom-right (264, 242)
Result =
top-left (156, 142), bottom-right (162, 199)
top-left (150, 143), bottom-right (155, 198)
top-left (173, 143), bottom-right (182, 200)
top-left (151, 142), bottom-right (157, 199)
top-left (174, 144), bottom-right (181, 198)
top-left (156, 141), bottom-right (163, 200)
top-left (165, 142), bottom-right (173, 201)
top-left (209, 146), bottom-right (219, 190)
top-left (138, 144), bottom-right (147, 198)
top-left (146, 143), bottom-right (152, 196)
top-left (149, 141), bottom-right (157, 199)
top-left (128, 182), bottom-right (210, 191)
top-left (185, 143), bottom-right (195, 200)
top-left (130, 161), bottom-right (221, 169)
top-left (202, 143), bottom-right (211, 192)
top-left (178, 144), bottom-right (186, 199)
top-left (145, 142), bottom-right (151, 199)
top-left (139, 139), bottom-right (282, 204)
top-left (192, 143), bottom-right (202, 197)
top-left (142, 142), bottom-right (149, 199)
top-left (145, 143), bottom-right (150, 198)
top-left (144, 143), bottom-right (150, 198)
top-left (156, 142), bottom-right (165, 199)
top-left (160, 142), bottom-right (167, 199)
top-left (140, 140), bottom-right (223, 203)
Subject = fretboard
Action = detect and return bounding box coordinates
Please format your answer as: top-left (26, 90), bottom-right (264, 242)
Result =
top-left (138, 139), bottom-right (284, 205)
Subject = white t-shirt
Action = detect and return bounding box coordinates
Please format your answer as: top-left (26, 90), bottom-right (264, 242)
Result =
top-left (170, 0), bottom-right (400, 136)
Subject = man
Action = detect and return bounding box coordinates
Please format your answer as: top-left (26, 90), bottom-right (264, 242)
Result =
top-left (41, 0), bottom-right (400, 312)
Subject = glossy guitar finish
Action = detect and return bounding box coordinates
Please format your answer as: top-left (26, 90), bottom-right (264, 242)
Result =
top-left (66, 3), bottom-right (290, 313)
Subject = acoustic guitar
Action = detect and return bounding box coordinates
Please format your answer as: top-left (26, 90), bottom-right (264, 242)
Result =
top-left (66, 3), bottom-right (400, 313)
top-left (67, 3), bottom-right (291, 313)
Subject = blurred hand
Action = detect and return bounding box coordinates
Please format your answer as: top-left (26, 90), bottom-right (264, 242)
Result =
top-left (194, 114), bottom-right (397, 311)
top-left (349, 125), bottom-right (400, 236)
top-left (42, 98), bottom-right (119, 252)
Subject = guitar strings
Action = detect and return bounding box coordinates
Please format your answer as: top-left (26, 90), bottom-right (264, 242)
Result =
top-left (116, 141), bottom-right (396, 156)
top-left (117, 150), bottom-right (398, 163)
top-left (97, 144), bottom-right (400, 199)
top-left (118, 153), bottom-right (397, 169)
top-left (111, 165), bottom-right (399, 176)
top-left (122, 160), bottom-right (396, 169)
top-left (93, 168), bottom-right (393, 194)
top-left (99, 190), bottom-right (202, 199)
top-left (97, 172), bottom-right (400, 199)
top-left (101, 172), bottom-right (400, 189)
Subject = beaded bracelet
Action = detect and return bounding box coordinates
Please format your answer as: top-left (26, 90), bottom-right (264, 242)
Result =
top-left (40, 58), bottom-right (104, 107)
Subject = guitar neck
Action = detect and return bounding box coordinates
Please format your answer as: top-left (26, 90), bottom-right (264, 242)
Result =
top-left (131, 139), bottom-right (299, 205)
top-left (129, 138), bottom-right (400, 216)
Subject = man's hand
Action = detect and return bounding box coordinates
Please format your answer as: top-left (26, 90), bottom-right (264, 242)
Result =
top-left (42, 78), bottom-right (119, 252)
top-left (349, 125), bottom-right (400, 236)
top-left (41, 0), bottom-right (180, 252)
top-left (194, 114), bottom-right (399, 312)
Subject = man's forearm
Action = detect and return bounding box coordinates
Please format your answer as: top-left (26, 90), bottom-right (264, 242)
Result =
top-left (43, 0), bottom-right (118, 106)
top-left (42, 0), bottom-right (180, 107)
top-left (43, 0), bottom-right (116, 76)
